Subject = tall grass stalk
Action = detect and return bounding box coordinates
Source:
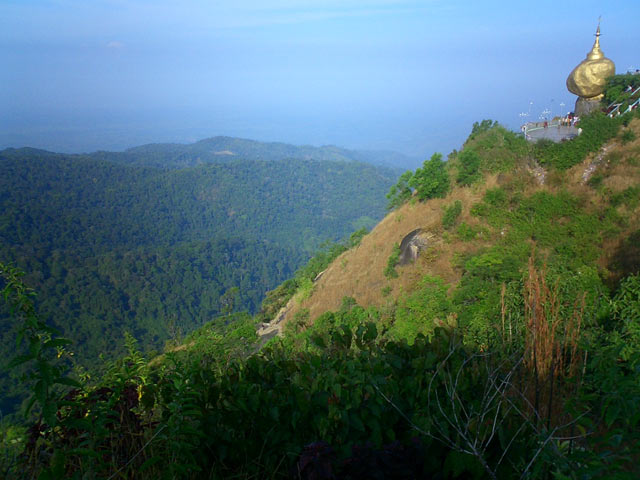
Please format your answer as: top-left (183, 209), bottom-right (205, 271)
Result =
top-left (522, 254), bottom-right (585, 429)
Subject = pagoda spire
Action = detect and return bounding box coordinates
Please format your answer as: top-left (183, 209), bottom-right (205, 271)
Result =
top-left (587, 18), bottom-right (603, 60)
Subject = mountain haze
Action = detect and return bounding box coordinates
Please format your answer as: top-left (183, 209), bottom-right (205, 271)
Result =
top-left (88, 136), bottom-right (420, 170)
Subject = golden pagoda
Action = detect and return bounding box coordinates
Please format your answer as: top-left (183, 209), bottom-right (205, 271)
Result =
top-left (566, 22), bottom-right (615, 115)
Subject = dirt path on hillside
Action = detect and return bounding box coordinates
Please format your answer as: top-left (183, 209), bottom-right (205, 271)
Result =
top-left (582, 145), bottom-right (611, 183)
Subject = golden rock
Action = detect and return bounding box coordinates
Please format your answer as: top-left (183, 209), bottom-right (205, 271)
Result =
top-left (566, 25), bottom-right (615, 99)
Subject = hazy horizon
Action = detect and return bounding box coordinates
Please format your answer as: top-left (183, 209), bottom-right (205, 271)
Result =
top-left (2, 1), bottom-right (639, 159)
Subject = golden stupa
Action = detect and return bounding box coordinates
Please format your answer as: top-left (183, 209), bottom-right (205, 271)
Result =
top-left (566, 23), bottom-right (615, 114)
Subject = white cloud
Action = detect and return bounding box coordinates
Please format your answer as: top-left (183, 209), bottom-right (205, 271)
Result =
top-left (106, 40), bottom-right (125, 48)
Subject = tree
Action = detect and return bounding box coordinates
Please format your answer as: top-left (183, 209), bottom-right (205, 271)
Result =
top-left (456, 149), bottom-right (482, 186)
top-left (470, 119), bottom-right (498, 138)
top-left (408, 153), bottom-right (450, 201)
top-left (386, 170), bottom-right (414, 209)
top-left (220, 287), bottom-right (240, 316)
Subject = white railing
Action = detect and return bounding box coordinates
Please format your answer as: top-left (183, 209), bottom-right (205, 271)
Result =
top-left (625, 97), bottom-right (640, 114)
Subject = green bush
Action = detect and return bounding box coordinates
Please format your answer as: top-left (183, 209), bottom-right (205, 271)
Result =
top-left (610, 186), bottom-right (640, 209)
top-left (386, 170), bottom-right (414, 210)
top-left (465, 124), bottom-right (528, 173)
top-left (456, 149), bottom-right (482, 186)
top-left (587, 173), bottom-right (604, 188)
top-left (468, 119), bottom-right (498, 140)
top-left (456, 222), bottom-right (477, 241)
top-left (409, 153), bottom-right (450, 201)
top-left (442, 201), bottom-right (463, 229)
top-left (384, 243), bottom-right (401, 278)
top-left (349, 227), bottom-right (369, 247)
top-left (388, 276), bottom-right (452, 343)
top-left (613, 274), bottom-right (640, 359)
top-left (621, 129), bottom-right (636, 144)
top-left (483, 187), bottom-right (508, 207)
top-left (603, 73), bottom-right (640, 104)
top-left (571, 273), bottom-right (640, 476)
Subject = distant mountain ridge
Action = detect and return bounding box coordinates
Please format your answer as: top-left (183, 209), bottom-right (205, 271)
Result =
top-left (88, 136), bottom-right (419, 170)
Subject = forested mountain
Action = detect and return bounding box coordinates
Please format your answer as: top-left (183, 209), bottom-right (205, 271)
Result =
top-left (0, 146), bottom-right (399, 414)
top-left (87, 136), bottom-right (420, 169)
top-left (0, 148), bottom-right (394, 252)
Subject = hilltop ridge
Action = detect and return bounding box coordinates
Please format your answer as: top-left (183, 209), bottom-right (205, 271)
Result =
top-left (269, 114), bottom-right (640, 339)
top-left (88, 135), bottom-right (420, 169)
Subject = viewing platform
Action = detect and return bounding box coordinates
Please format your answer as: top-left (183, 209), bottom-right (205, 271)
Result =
top-left (521, 120), bottom-right (580, 143)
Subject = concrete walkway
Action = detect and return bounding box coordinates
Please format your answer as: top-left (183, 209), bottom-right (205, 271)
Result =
top-left (524, 123), bottom-right (580, 143)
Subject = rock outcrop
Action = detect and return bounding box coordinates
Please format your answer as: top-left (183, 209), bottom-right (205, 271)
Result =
top-left (398, 229), bottom-right (436, 265)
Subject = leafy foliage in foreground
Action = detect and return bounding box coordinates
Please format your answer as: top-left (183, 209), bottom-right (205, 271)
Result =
top-left (3, 259), bottom-right (640, 479)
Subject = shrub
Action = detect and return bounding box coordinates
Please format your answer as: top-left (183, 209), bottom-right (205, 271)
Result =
top-left (456, 149), bottom-right (482, 186)
top-left (386, 170), bottom-right (414, 210)
top-left (456, 222), bottom-right (477, 241)
top-left (384, 243), bottom-right (401, 278)
top-left (610, 273), bottom-right (640, 361)
top-left (610, 186), bottom-right (640, 208)
top-left (621, 129), bottom-right (636, 145)
top-left (389, 276), bottom-right (452, 343)
top-left (483, 187), bottom-right (508, 207)
top-left (587, 173), bottom-right (604, 188)
top-left (349, 227), bottom-right (369, 248)
top-left (468, 119), bottom-right (498, 139)
top-left (470, 201), bottom-right (490, 218)
top-left (604, 73), bottom-right (640, 104)
top-left (298, 276), bottom-right (314, 300)
top-left (285, 308), bottom-right (310, 334)
top-left (442, 200), bottom-right (462, 230)
top-left (408, 153), bottom-right (450, 201)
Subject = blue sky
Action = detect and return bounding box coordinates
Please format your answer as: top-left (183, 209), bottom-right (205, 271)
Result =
top-left (1, 1), bottom-right (638, 159)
